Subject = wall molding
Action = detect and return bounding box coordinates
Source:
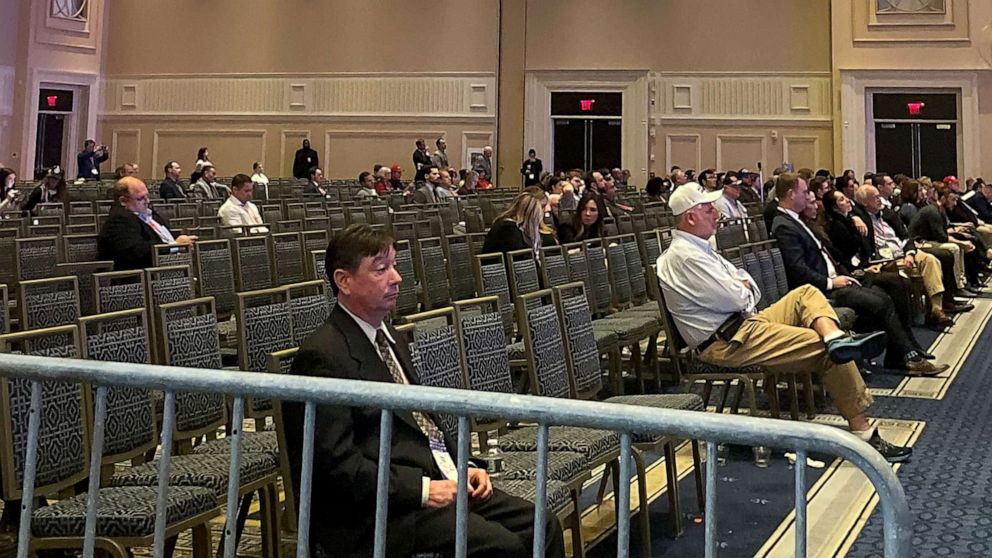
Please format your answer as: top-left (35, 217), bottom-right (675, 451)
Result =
top-left (280, 130), bottom-right (311, 176)
top-left (151, 129), bottom-right (267, 178)
top-left (715, 134), bottom-right (768, 173)
top-left (664, 134), bottom-right (701, 172)
top-left (323, 129), bottom-right (446, 175)
top-left (102, 74), bottom-right (497, 119)
top-left (782, 135), bottom-right (821, 169)
top-left (110, 128), bottom-right (141, 168)
top-left (652, 72), bottom-right (832, 122)
top-left (0, 65), bottom-right (13, 117)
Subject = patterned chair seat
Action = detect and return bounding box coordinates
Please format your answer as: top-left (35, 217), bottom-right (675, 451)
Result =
top-left (493, 479), bottom-right (573, 514)
top-left (506, 340), bottom-right (526, 362)
top-left (592, 315), bottom-right (660, 344)
top-left (32, 486), bottom-right (217, 538)
top-left (604, 393), bottom-right (705, 443)
top-left (112, 452), bottom-right (278, 496)
top-left (592, 328), bottom-right (619, 351)
top-left (500, 426), bottom-right (619, 464)
top-left (500, 451), bottom-right (588, 483)
top-left (192, 431), bottom-right (279, 459)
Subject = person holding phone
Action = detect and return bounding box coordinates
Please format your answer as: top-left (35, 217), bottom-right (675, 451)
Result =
top-left (77, 139), bottom-right (109, 180)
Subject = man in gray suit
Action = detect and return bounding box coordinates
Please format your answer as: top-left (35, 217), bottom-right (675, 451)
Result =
top-left (413, 167), bottom-right (440, 204)
top-left (474, 146), bottom-right (493, 183)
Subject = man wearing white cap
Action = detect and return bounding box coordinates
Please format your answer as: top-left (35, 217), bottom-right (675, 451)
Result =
top-left (656, 183), bottom-right (912, 463)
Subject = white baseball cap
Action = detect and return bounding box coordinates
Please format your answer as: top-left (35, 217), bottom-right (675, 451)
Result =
top-left (668, 182), bottom-right (724, 215)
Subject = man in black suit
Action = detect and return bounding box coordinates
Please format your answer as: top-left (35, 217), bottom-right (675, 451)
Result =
top-left (910, 188), bottom-right (987, 291)
top-left (293, 139), bottom-right (319, 180)
top-left (966, 180), bottom-right (992, 222)
top-left (413, 139), bottom-right (433, 182)
top-left (771, 173), bottom-right (943, 375)
top-left (282, 224), bottom-right (564, 558)
top-left (159, 161), bottom-right (186, 200)
top-left (97, 177), bottom-right (197, 270)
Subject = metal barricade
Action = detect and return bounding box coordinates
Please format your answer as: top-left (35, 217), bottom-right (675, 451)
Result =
top-left (1, 354), bottom-right (911, 558)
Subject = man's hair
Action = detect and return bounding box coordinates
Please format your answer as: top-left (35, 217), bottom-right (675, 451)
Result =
top-left (854, 184), bottom-right (876, 205)
top-left (164, 161), bottom-right (178, 175)
top-left (325, 224), bottom-right (394, 295)
top-left (774, 172), bottom-right (802, 201)
top-left (84, 139), bottom-right (96, 148)
top-left (253, 161), bottom-right (261, 171)
top-left (231, 174), bottom-right (252, 190)
top-left (309, 166), bottom-right (321, 179)
top-left (436, 137), bottom-right (445, 148)
top-left (113, 176), bottom-right (143, 204)
top-left (358, 171), bottom-right (371, 183)
top-left (201, 164), bottom-right (215, 175)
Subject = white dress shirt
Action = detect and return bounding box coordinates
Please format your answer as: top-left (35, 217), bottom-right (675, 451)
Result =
top-left (778, 207), bottom-right (837, 290)
top-left (218, 196), bottom-right (269, 233)
top-left (656, 229), bottom-right (761, 349)
top-left (715, 194), bottom-right (748, 220)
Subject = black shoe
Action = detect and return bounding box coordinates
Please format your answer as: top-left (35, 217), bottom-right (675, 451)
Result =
top-left (826, 331), bottom-right (887, 364)
top-left (868, 431), bottom-right (912, 463)
top-left (943, 301), bottom-right (974, 313)
top-left (958, 288), bottom-right (979, 297)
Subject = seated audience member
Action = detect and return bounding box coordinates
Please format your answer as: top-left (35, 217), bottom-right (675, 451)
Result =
top-left (388, 164), bottom-right (405, 191)
top-left (374, 166), bottom-right (391, 195)
top-left (772, 173), bottom-right (945, 375)
top-left (159, 161), bottom-right (186, 200)
top-left (435, 169), bottom-right (458, 199)
top-left (714, 176), bottom-right (747, 220)
top-left (22, 167), bottom-right (67, 215)
top-left (558, 183), bottom-right (578, 212)
top-left (250, 161), bottom-right (270, 199)
top-left (874, 172), bottom-right (897, 209)
top-left (967, 179), bottom-right (992, 222)
top-left (473, 145), bottom-right (493, 182)
top-left (944, 175), bottom-right (992, 252)
top-left (809, 175), bottom-right (831, 202)
top-left (0, 167), bottom-right (22, 213)
top-left (737, 169), bottom-right (761, 204)
top-left (114, 163), bottom-right (139, 179)
top-left (600, 172), bottom-right (633, 215)
top-left (191, 164), bottom-right (226, 199)
top-left (458, 170), bottom-right (480, 196)
top-left (412, 167), bottom-right (441, 204)
top-left (98, 177), bottom-right (197, 271)
top-left (304, 166), bottom-right (328, 197)
top-left (910, 185), bottom-right (987, 292)
top-left (482, 188), bottom-right (552, 263)
top-left (697, 169), bottom-right (718, 192)
top-left (557, 192), bottom-right (605, 244)
top-left (282, 224), bottom-right (565, 558)
top-left (218, 174), bottom-right (268, 234)
top-left (671, 167), bottom-right (688, 188)
top-left (821, 190), bottom-right (871, 269)
top-left (644, 176), bottom-right (670, 203)
top-left (898, 179), bottom-right (924, 228)
top-left (657, 185), bottom-right (910, 461)
top-left (852, 185), bottom-right (968, 326)
top-left (835, 175), bottom-right (858, 202)
top-left (355, 171), bottom-right (378, 199)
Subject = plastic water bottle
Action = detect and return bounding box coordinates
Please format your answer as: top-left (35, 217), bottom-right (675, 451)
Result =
top-left (485, 438), bottom-right (505, 479)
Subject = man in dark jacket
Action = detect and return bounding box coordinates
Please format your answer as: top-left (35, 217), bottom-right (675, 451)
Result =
top-left (159, 161), bottom-right (186, 200)
top-left (77, 139), bottom-right (109, 180)
top-left (98, 177), bottom-right (197, 270)
top-left (292, 139), bottom-right (319, 180)
top-left (772, 173), bottom-right (945, 375)
top-left (965, 181), bottom-right (992, 222)
top-left (412, 139), bottom-right (433, 182)
top-left (282, 224), bottom-right (564, 558)
top-left (909, 189), bottom-right (987, 290)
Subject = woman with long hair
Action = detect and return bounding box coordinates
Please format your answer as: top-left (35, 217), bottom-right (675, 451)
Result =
top-left (22, 167), bottom-right (67, 215)
top-left (191, 146), bottom-right (210, 182)
top-left (481, 187), bottom-right (550, 263)
top-left (557, 192), bottom-right (605, 244)
top-left (0, 168), bottom-right (21, 214)
top-left (822, 189), bottom-right (871, 269)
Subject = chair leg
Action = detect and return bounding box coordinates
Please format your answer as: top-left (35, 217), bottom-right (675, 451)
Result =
top-left (261, 483), bottom-right (281, 558)
top-left (166, 534), bottom-right (178, 558)
top-left (608, 349), bottom-right (623, 396)
top-left (663, 442), bottom-right (684, 538)
top-left (701, 381), bottom-right (714, 408)
top-left (569, 489), bottom-right (586, 558)
top-left (94, 538), bottom-right (130, 558)
top-left (191, 523), bottom-right (214, 558)
top-left (730, 381), bottom-right (745, 414)
top-left (764, 377), bottom-right (781, 418)
top-left (632, 450), bottom-right (654, 555)
top-left (595, 462), bottom-right (613, 504)
top-left (691, 440), bottom-right (704, 512)
top-left (802, 374), bottom-right (817, 419)
top-left (715, 380), bottom-right (733, 414)
top-left (787, 376), bottom-right (800, 421)
top-left (631, 343), bottom-right (645, 393)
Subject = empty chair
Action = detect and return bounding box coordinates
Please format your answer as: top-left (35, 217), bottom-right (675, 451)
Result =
top-left (28, 224), bottom-right (62, 237)
top-left (15, 236), bottom-right (59, 280)
top-left (55, 261), bottom-right (113, 316)
top-left (62, 233), bottom-right (99, 263)
top-left (539, 244), bottom-right (571, 288)
top-left (19, 276), bottom-right (80, 332)
top-left (232, 235), bottom-right (274, 291)
top-left (271, 232), bottom-right (305, 285)
top-left (0, 284), bottom-right (7, 334)
top-left (392, 240), bottom-right (420, 317)
top-left (144, 265), bottom-right (195, 363)
top-left (235, 287), bottom-right (295, 419)
top-left (583, 239), bottom-right (612, 315)
top-left (415, 237), bottom-right (451, 310)
top-left (301, 229), bottom-right (328, 257)
top-left (474, 253), bottom-right (515, 340)
top-left (444, 234), bottom-right (476, 301)
top-left (287, 279), bottom-right (331, 345)
top-left (152, 242), bottom-right (194, 269)
top-left (94, 269), bottom-right (147, 316)
top-left (194, 239), bottom-right (236, 318)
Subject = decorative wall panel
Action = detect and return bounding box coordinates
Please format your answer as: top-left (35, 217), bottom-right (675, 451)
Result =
top-left (0, 65), bottom-right (13, 117)
top-left (653, 73), bottom-right (832, 123)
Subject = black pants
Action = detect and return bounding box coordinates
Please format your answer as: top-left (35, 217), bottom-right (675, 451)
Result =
top-left (410, 489), bottom-right (565, 558)
top-left (829, 284), bottom-right (917, 362)
top-left (865, 271), bottom-right (916, 333)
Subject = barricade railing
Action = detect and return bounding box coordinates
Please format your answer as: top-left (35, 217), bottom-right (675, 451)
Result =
top-left (1, 354), bottom-right (911, 558)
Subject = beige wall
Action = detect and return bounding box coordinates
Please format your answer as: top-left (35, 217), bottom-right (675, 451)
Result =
top-left (105, 0), bottom-right (498, 75)
top-left (0, 0), bottom-right (22, 167)
top-left (831, 0), bottom-right (992, 176)
top-left (526, 0), bottom-right (831, 72)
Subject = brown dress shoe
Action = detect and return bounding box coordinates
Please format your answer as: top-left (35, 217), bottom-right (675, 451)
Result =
top-left (926, 310), bottom-right (954, 330)
top-left (905, 359), bottom-right (949, 377)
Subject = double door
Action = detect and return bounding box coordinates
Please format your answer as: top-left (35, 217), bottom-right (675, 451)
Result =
top-left (872, 92), bottom-right (958, 178)
top-left (553, 118), bottom-right (622, 173)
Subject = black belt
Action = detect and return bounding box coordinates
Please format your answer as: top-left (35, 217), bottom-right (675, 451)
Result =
top-left (696, 312), bottom-right (746, 353)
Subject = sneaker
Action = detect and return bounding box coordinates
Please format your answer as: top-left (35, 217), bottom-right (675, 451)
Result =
top-left (825, 331), bottom-right (887, 364)
top-left (868, 431), bottom-right (912, 464)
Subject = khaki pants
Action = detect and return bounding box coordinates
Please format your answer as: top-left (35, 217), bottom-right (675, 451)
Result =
top-left (698, 285), bottom-right (873, 420)
top-left (919, 241), bottom-right (965, 289)
top-left (908, 250), bottom-right (944, 298)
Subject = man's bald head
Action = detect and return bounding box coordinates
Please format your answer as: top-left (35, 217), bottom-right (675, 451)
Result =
top-left (114, 176), bottom-right (150, 214)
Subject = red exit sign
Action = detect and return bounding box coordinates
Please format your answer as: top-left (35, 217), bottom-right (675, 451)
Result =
top-left (907, 102), bottom-right (925, 116)
top-left (580, 99), bottom-right (596, 111)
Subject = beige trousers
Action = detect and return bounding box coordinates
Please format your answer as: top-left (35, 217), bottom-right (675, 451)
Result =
top-left (698, 285), bottom-right (873, 420)
top-left (919, 241), bottom-right (965, 289)
top-left (910, 251), bottom-right (944, 298)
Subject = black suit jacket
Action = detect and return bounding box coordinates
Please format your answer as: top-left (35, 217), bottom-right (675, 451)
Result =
top-left (966, 193), bottom-right (992, 222)
top-left (97, 205), bottom-right (171, 271)
top-left (282, 305), bottom-right (460, 557)
top-left (771, 210), bottom-right (833, 292)
top-left (413, 149), bottom-right (433, 181)
top-left (293, 148), bottom-right (319, 179)
top-left (159, 178), bottom-right (186, 200)
top-left (825, 212), bottom-right (871, 269)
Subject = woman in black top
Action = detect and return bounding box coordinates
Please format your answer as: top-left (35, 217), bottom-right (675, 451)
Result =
top-left (823, 190), bottom-right (871, 269)
top-left (22, 168), bottom-right (66, 215)
top-left (481, 188), bottom-right (550, 261)
top-left (557, 192), bottom-right (605, 244)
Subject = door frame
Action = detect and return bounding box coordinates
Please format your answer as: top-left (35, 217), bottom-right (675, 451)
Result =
top-left (525, 70), bottom-right (649, 185)
top-left (840, 70), bottom-right (977, 177)
top-left (20, 68), bottom-right (100, 179)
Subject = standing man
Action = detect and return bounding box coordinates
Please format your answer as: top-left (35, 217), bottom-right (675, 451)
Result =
top-left (218, 174), bottom-right (268, 233)
top-left (98, 177), bottom-right (197, 271)
top-left (282, 224), bottom-right (565, 558)
top-left (77, 139), bottom-right (109, 181)
top-left (431, 137), bottom-right (449, 171)
top-left (293, 139), bottom-right (319, 180)
top-left (159, 161), bottom-right (186, 200)
top-left (520, 149), bottom-right (543, 187)
top-left (474, 146), bottom-right (493, 183)
top-left (413, 139), bottom-right (433, 182)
